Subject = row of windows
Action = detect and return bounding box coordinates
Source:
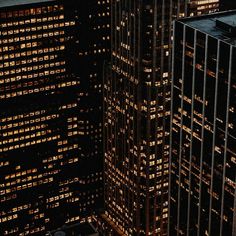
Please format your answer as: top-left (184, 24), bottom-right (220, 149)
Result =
top-left (0, 194), bottom-right (17, 203)
top-left (0, 5), bottom-right (64, 19)
top-left (46, 192), bottom-right (73, 203)
top-left (2, 174), bottom-right (55, 189)
top-left (68, 131), bottom-right (102, 137)
top-left (7, 204), bottom-right (31, 215)
top-left (0, 72), bottom-right (68, 99)
top-left (98, 0), bottom-right (110, 4)
top-left (2, 124), bottom-right (46, 137)
top-left (0, 110), bottom-right (49, 123)
top-left (5, 169), bottom-right (37, 180)
top-left (0, 40), bottom-right (65, 53)
top-left (0, 214), bottom-right (18, 223)
top-left (0, 135), bottom-right (60, 153)
top-left (59, 102), bottom-right (77, 110)
top-left (1, 22), bottom-right (74, 38)
top-left (1, 130), bottom-right (50, 145)
top-left (58, 177), bottom-right (80, 187)
top-left (61, 157), bottom-right (79, 166)
top-left (0, 177), bottom-right (54, 195)
top-left (0, 59), bottom-right (65, 69)
top-left (0, 15), bottom-right (65, 29)
top-left (0, 68), bottom-right (65, 86)
top-left (0, 45), bottom-right (65, 61)
top-left (0, 31), bottom-right (64, 46)
top-left (0, 72), bottom-right (65, 86)
top-left (0, 161), bottom-right (9, 168)
top-left (42, 154), bottom-right (63, 164)
top-left (6, 226), bottom-right (46, 236)
top-left (0, 55), bottom-right (58, 67)
top-left (58, 144), bottom-right (79, 153)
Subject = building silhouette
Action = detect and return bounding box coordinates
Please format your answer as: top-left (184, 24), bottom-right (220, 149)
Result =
top-left (170, 10), bottom-right (236, 236)
top-left (103, 0), bottom-right (219, 235)
top-left (0, 0), bottom-right (109, 235)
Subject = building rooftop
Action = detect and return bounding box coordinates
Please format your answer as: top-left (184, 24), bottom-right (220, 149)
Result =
top-left (179, 10), bottom-right (236, 46)
top-left (0, 0), bottom-right (55, 8)
top-left (47, 222), bottom-right (99, 236)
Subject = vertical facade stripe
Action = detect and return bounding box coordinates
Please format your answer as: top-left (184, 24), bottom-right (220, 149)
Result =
top-left (186, 28), bottom-right (197, 236)
top-left (219, 45), bottom-right (233, 236)
top-left (177, 23), bottom-right (186, 236)
top-left (168, 17), bottom-right (176, 236)
top-left (198, 34), bottom-right (209, 236)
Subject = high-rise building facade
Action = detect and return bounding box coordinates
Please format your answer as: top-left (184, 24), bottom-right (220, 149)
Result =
top-left (170, 11), bottom-right (236, 236)
top-left (66, 0), bottom-right (110, 213)
top-left (104, 1), bottom-right (218, 235)
top-left (0, 0), bottom-right (109, 235)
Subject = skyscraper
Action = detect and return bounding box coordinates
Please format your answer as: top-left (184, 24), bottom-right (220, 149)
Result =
top-left (104, 1), bottom-right (219, 235)
top-left (170, 11), bottom-right (236, 236)
top-left (0, 0), bottom-right (109, 235)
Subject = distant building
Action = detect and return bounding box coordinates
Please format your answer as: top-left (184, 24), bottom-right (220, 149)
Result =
top-left (104, 0), bottom-right (219, 235)
top-left (0, 0), bottom-right (109, 235)
top-left (170, 10), bottom-right (236, 236)
top-left (188, 0), bottom-right (219, 16)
